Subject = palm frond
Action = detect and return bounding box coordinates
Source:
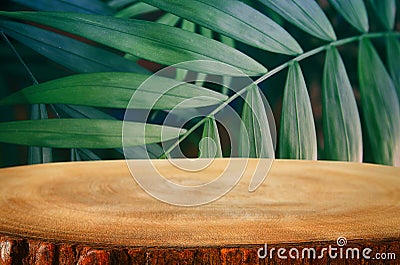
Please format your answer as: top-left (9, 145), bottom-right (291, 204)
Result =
top-left (358, 38), bottom-right (400, 166)
top-left (0, 0), bottom-right (399, 167)
top-left (322, 47), bottom-right (362, 161)
top-left (279, 62), bottom-right (317, 160)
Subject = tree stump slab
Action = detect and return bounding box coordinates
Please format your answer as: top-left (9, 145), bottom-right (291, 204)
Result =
top-left (0, 159), bottom-right (399, 264)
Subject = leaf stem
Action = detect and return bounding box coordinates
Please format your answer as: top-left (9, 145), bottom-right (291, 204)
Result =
top-left (160, 31), bottom-right (400, 158)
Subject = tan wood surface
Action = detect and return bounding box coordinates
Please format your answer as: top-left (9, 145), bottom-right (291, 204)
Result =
top-left (0, 159), bottom-right (399, 264)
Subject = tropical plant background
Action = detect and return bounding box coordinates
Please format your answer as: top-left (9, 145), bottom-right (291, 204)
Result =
top-left (0, 0), bottom-right (399, 167)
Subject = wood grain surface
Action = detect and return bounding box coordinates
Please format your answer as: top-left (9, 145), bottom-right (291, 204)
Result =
top-left (0, 159), bottom-right (399, 264)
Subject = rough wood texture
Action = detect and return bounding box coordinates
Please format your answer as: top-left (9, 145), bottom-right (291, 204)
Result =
top-left (0, 159), bottom-right (399, 264)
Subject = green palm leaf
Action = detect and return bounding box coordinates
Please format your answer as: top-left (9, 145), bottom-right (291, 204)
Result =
top-left (358, 38), bottom-right (400, 166)
top-left (0, 72), bottom-right (227, 109)
top-left (239, 85), bottom-right (275, 158)
top-left (142, 0), bottom-right (302, 55)
top-left (0, 119), bottom-right (184, 149)
top-left (11, 0), bottom-right (113, 15)
top-left (279, 62), bottom-right (317, 160)
top-left (368, 0), bottom-right (396, 30)
top-left (386, 36), bottom-right (400, 100)
top-left (0, 20), bottom-right (148, 74)
top-left (0, 11), bottom-right (267, 76)
top-left (328, 0), bottom-right (369, 32)
top-left (1, 0), bottom-right (399, 168)
top-left (322, 47), bottom-right (362, 161)
top-left (258, 0), bottom-right (336, 41)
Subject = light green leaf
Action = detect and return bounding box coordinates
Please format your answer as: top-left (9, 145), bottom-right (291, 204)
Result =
top-left (200, 26), bottom-right (213, 39)
top-left (115, 2), bottom-right (158, 18)
top-left (11, 0), bottom-right (114, 15)
top-left (239, 85), bottom-right (275, 158)
top-left (0, 11), bottom-right (267, 76)
top-left (386, 36), bottom-right (400, 100)
top-left (0, 72), bottom-right (228, 109)
top-left (198, 116), bottom-right (222, 158)
top-left (279, 62), bottom-right (317, 160)
top-left (142, 0), bottom-right (302, 55)
top-left (358, 38), bottom-right (400, 166)
top-left (258, 0), bottom-right (336, 41)
top-left (0, 20), bottom-right (149, 74)
top-left (28, 104), bottom-right (52, 164)
top-left (0, 119), bottom-right (184, 148)
top-left (322, 47), bottom-right (362, 161)
top-left (328, 0), bottom-right (369, 32)
top-left (368, 0), bottom-right (396, 30)
top-left (220, 35), bottom-right (235, 48)
top-left (156, 13), bottom-right (180, 26)
top-left (181, 19), bottom-right (196, 32)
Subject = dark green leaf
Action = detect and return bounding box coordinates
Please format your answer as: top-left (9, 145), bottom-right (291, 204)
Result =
top-left (258, 0), bottom-right (336, 41)
top-left (358, 38), bottom-right (400, 166)
top-left (322, 47), bottom-right (362, 161)
top-left (0, 72), bottom-right (228, 109)
top-left (368, 0), bottom-right (396, 30)
top-left (0, 11), bottom-right (267, 76)
top-left (0, 119), bottom-right (184, 148)
top-left (386, 36), bottom-right (400, 101)
top-left (279, 62), bottom-right (317, 159)
top-left (142, 0), bottom-right (302, 55)
top-left (198, 116), bottom-right (222, 158)
top-left (239, 85), bottom-right (275, 158)
top-left (328, 0), bottom-right (369, 32)
top-left (11, 0), bottom-right (114, 15)
top-left (0, 20), bottom-right (149, 74)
